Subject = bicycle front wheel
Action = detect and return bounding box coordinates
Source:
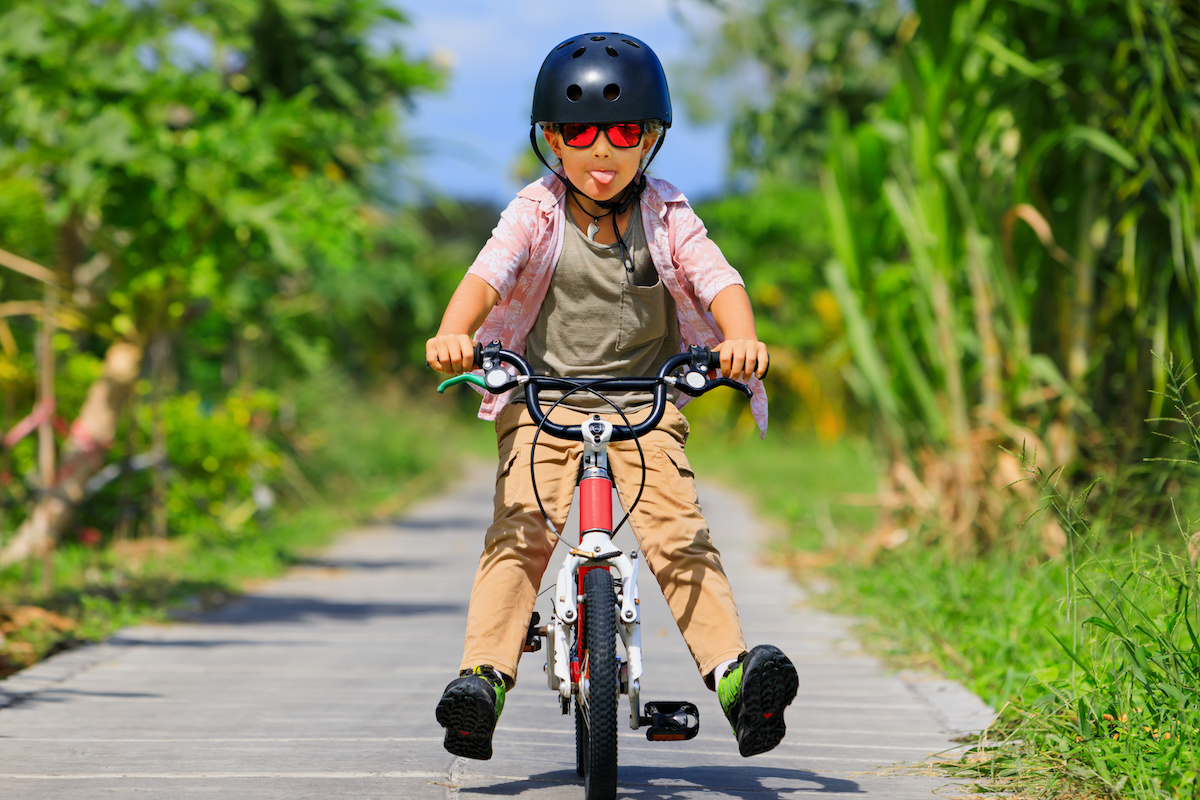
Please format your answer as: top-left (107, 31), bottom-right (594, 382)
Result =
top-left (579, 568), bottom-right (619, 799)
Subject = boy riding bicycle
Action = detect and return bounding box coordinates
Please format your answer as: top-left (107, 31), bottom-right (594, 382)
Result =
top-left (425, 32), bottom-right (798, 761)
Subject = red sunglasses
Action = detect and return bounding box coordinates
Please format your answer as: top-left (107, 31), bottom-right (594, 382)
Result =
top-left (559, 121), bottom-right (645, 149)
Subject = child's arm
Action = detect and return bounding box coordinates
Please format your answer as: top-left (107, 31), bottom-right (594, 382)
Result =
top-left (426, 275), bottom-right (501, 375)
top-left (710, 285), bottom-right (769, 382)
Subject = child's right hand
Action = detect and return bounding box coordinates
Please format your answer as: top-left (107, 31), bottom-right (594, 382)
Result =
top-left (426, 333), bottom-right (477, 375)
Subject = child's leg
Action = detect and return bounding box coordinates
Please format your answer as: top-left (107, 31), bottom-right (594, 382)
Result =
top-left (459, 403), bottom-right (579, 685)
top-left (607, 403), bottom-right (748, 686)
top-left (608, 403), bottom-right (798, 758)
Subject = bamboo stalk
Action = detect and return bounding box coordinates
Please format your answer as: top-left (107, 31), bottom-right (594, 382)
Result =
top-left (38, 285), bottom-right (57, 594)
top-left (149, 336), bottom-right (169, 539)
top-left (0, 247), bottom-right (59, 286)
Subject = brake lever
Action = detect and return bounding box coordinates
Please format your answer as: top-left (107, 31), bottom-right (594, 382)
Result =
top-left (708, 377), bottom-right (753, 397)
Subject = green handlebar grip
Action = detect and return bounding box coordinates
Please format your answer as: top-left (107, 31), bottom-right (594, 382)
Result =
top-left (437, 373), bottom-right (488, 393)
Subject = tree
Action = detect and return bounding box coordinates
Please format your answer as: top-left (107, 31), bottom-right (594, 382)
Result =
top-left (0, 0), bottom-right (440, 566)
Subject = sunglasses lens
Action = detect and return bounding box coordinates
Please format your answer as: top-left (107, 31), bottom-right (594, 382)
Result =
top-left (559, 122), bottom-right (644, 148)
top-left (607, 122), bottom-right (644, 147)
top-left (562, 123), bottom-right (598, 147)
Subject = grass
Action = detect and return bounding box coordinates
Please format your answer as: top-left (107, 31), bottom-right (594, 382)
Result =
top-left (0, 371), bottom-right (491, 680)
top-left (683, 396), bottom-right (880, 556)
top-left (683, 371), bottom-right (1200, 799)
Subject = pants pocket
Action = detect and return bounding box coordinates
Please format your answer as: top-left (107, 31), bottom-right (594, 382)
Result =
top-left (658, 446), bottom-right (699, 506)
top-left (495, 445), bottom-right (524, 509)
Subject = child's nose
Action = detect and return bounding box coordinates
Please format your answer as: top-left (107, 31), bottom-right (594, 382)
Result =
top-left (590, 130), bottom-right (614, 154)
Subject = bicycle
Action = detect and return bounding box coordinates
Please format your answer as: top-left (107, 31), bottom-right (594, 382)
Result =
top-left (438, 340), bottom-right (756, 800)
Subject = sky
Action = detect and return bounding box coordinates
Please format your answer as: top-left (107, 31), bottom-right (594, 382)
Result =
top-left (392, 0), bottom-right (730, 207)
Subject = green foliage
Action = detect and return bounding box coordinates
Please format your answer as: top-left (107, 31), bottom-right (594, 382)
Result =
top-left (685, 414), bottom-right (880, 552)
top-left (688, 0), bottom-right (907, 182)
top-left (1, 374), bottom-right (478, 676)
top-left (0, 0), bottom-right (443, 381)
top-left (2, 346), bottom-right (106, 521)
top-left (698, 181), bottom-right (831, 352)
top-left (695, 4), bottom-right (1200, 791)
top-left (1011, 549), bottom-right (1200, 799)
top-left (696, 182), bottom-right (851, 437)
top-left (285, 369), bottom-right (463, 493)
top-left (0, 0), bottom-right (453, 565)
top-left (777, 359), bottom-right (1200, 798)
top-left (827, 0), bottom-right (1200, 458)
top-left (698, 0), bottom-right (1200, 549)
top-left (154, 390), bottom-right (280, 539)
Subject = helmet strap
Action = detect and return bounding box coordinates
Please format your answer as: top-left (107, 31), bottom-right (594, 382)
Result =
top-left (528, 124), bottom-right (666, 210)
top-left (527, 124), bottom-right (667, 272)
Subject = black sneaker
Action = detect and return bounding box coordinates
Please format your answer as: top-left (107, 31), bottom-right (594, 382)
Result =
top-left (435, 666), bottom-right (506, 760)
top-left (717, 645), bottom-right (798, 757)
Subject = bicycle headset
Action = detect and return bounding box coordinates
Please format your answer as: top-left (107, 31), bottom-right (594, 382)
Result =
top-left (529, 33), bottom-right (672, 239)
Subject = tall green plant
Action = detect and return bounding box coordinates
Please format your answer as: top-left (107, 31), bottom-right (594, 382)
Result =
top-left (705, 0), bottom-right (1200, 546)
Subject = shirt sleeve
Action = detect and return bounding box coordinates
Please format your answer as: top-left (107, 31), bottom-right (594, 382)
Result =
top-left (667, 200), bottom-right (744, 311)
top-left (466, 196), bottom-right (534, 301)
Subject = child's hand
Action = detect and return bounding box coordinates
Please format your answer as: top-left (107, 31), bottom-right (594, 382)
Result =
top-left (714, 339), bottom-right (769, 382)
top-left (426, 333), bottom-right (477, 375)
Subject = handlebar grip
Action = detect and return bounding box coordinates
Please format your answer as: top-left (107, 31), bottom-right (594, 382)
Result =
top-left (437, 373), bottom-right (487, 393)
top-left (705, 346), bottom-right (769, 381)
top-left (473, 342), bottom-right (483, 371)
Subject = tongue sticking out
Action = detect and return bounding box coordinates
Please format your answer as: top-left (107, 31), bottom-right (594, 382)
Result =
top-left (589, 170), bottom-right (616, 185)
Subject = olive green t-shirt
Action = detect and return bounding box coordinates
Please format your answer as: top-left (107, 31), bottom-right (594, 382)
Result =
top-left (521, 204), bottom-right (681, 412)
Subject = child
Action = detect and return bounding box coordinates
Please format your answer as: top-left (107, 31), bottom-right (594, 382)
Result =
top-left (425, 32), bottom-right (798, 761)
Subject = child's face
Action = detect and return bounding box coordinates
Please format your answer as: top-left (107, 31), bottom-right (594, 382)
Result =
top-left (543, 122), bottom-right (658, 205)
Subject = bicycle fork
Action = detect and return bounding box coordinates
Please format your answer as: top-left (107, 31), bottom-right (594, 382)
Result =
top-left (536, 415), bottom-right (700, 741)
top-left (541, 417), bottom-right (647, 727)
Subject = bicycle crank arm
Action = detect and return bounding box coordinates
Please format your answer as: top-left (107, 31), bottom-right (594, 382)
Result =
top-left (641, 701), bottom-right (700, 741)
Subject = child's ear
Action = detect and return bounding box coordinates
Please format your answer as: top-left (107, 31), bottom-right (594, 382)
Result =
top-left (640, 130), bottom-right (659, 164)
top-left (642, 129), bottom-right (659, 156)
top-left (543, 126), bottom-right (562, 159)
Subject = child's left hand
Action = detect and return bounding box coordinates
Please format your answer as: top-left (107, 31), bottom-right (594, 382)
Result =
top-left (714, 339), bottom-right (769, 382)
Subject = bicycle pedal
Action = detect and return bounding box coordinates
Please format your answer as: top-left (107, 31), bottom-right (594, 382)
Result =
top-left (522, 612), bottom-right (544, 653)
top-left (642, 701), bottom-right (700, 741)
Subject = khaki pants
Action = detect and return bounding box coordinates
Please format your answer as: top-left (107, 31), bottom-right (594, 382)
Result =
top-left (460, 401), bottom-right (747, 688)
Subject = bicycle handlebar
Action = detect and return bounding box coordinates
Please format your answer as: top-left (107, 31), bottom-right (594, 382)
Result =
top-left (438, 341), bottom-right (754, 443)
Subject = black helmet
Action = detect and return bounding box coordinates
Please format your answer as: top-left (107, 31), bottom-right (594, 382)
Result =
top-left (531, 33), bottom-right (672, 127)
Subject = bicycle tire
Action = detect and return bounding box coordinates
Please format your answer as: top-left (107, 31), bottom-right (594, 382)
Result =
top-left (580, 568), bottom-right (619, 799)
top-left (574, 699), bottom-right (587, 777)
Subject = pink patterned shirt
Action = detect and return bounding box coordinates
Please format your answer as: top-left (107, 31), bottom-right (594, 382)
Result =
top-left (466, 174), bottom-right (768, 437)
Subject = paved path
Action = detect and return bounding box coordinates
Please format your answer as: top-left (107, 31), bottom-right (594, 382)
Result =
top-left (0, 464), bottom-right (993, 798)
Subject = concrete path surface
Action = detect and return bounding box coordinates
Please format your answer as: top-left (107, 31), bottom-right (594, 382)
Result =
top-left (0, 463), bottom-right (994, 798)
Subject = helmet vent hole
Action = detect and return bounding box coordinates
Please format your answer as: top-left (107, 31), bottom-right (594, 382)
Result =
top-left (606, 46), bottom-right (618, 57)
top-left (557, 40), bottom-right (575, 50)
top-left (571, 47), bottom-right (586, 58)
top-left (604, 83), bottom-right (620, 101)
top-left (590, 35), bottom-right (606, 41)
top-left (622, 39), bottom-right (641, 48)
top-left (567, 84), bottom-right (583, 102)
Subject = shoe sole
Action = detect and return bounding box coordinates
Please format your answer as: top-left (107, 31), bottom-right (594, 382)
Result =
top-left (736, 645), bottom-right (798, 757)
top-left (435, 682), bottom-right (498, 760)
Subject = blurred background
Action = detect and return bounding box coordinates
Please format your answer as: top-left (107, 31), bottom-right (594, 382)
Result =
top-left (2, 1), bottom-right (1200, 793)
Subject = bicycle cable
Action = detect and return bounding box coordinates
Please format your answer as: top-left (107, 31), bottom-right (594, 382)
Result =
top-left (527, 384), bottom-right (648, 546)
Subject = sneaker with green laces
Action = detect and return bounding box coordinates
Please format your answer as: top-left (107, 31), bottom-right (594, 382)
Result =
top-left (435, 666), bottom-right (506, 760)
top-left (717, 645), bottom-right (798, 757)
